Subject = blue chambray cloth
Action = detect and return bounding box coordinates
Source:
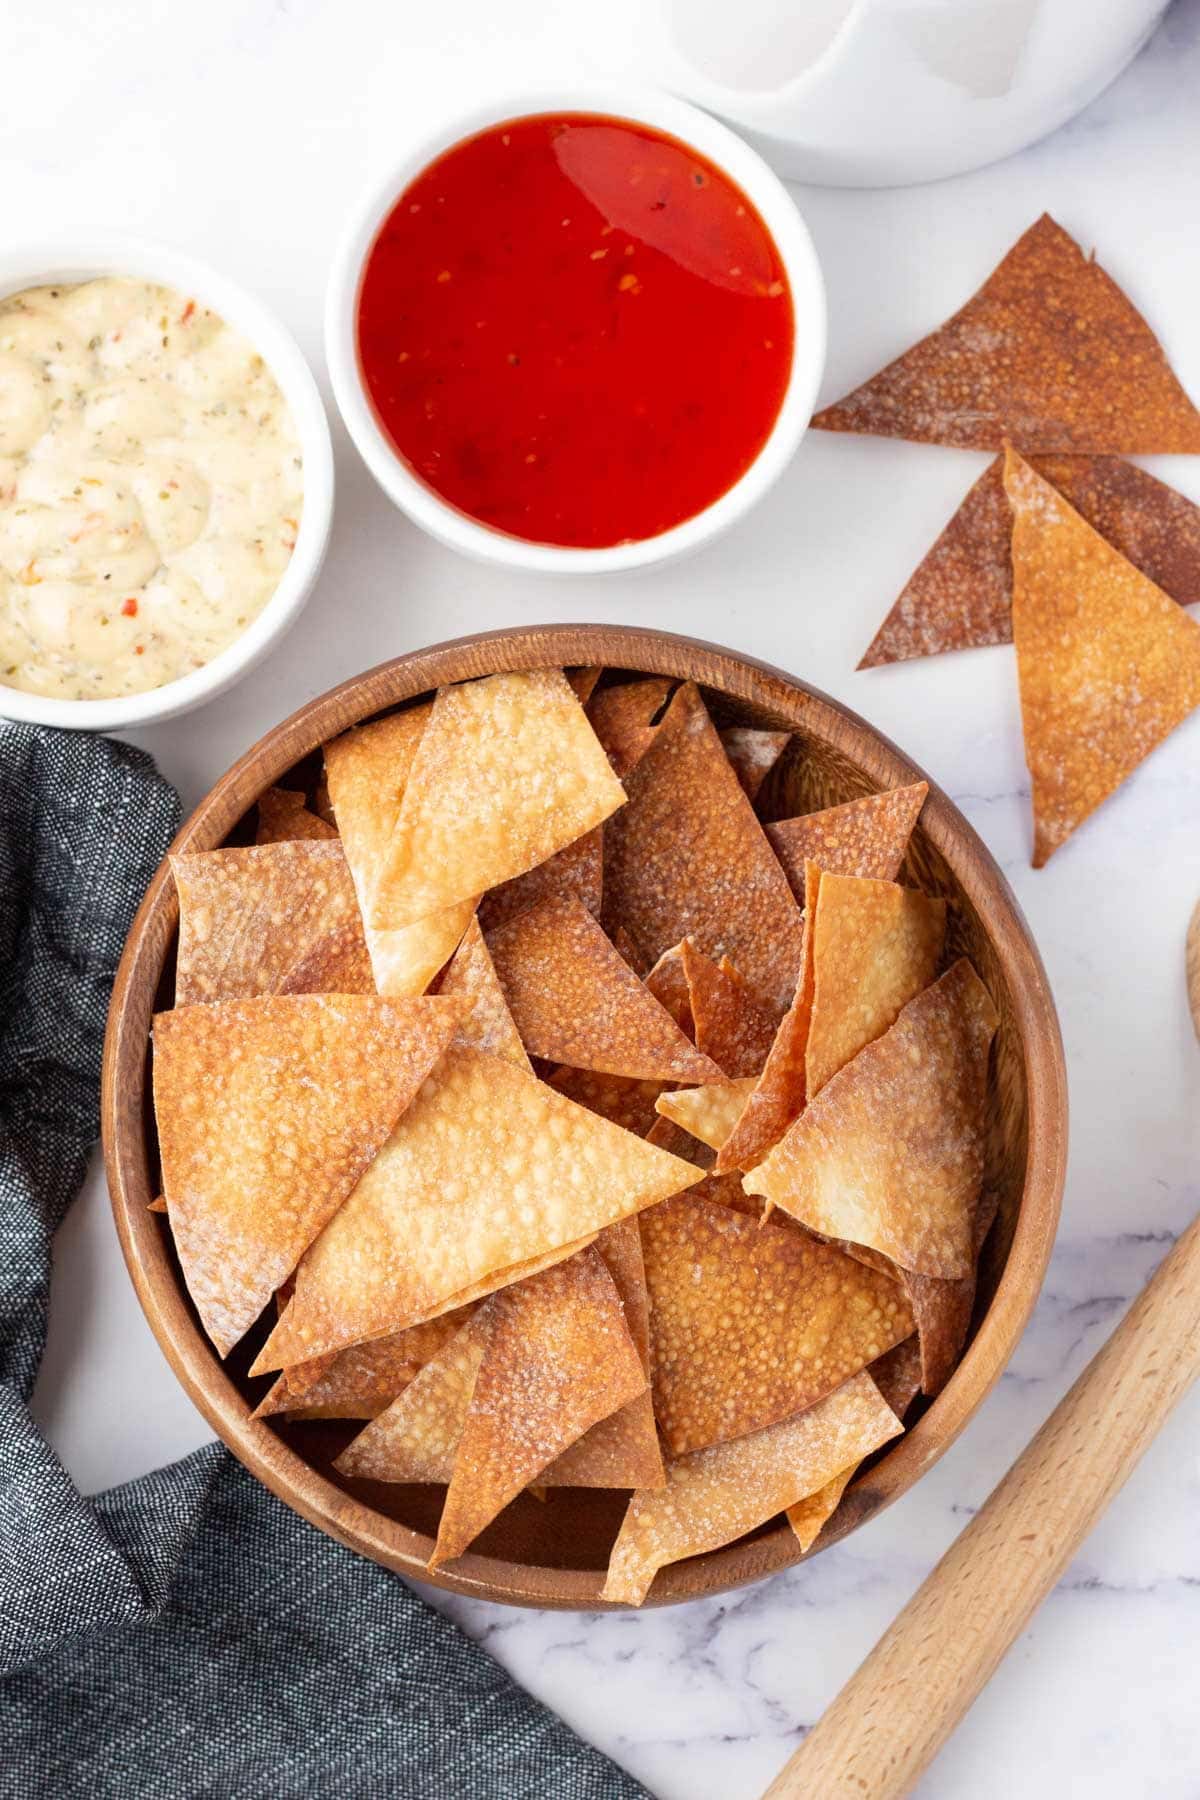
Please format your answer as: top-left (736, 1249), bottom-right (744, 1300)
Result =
top-left (0, 722), bottom-right (647, 1800)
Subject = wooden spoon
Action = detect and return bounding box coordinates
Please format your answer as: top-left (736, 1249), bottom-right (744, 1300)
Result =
top-left (763, 901), bottom-right (1200, 1799)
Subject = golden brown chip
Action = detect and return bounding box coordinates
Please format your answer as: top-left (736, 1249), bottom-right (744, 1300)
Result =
top-left (431, 1248), bottom-right (648, 1564)
top-left (368, 670), bottom-right (625, 930)
top-left (251, 1046), bottom-right (704, 1370)
top-left (147, 1194), bottom-right (167, 1214)
top-left (903, 1188), bottom-right (1000, 1395)
top-left (1005, 447), bottom-right (1200, 865)
top-left (172, 841), bottom-right (368, 1006)
top-left (255, 786), bottom-right (338, 845)
top-left (859, 455), bottom-right (1200, 668)
top-left (642, 1196), bottom-right (912, 1455)
top-left (153, 993), bottom-right (464, 1356)
top-left (546, 1068), bottom-right (665, 1139)
top-left (275, 921), bottom-right (376, 997)
top-left (643, 944), bottom-right (694, 1036)
top-left (718, 727), bottom-right (789, 802)
top-left (476, 828), bottom-right (603, 933)
top-left (786, 1467), bottom-right (856, 1555)
top-left (766, 785), bottom-right (928, 895)
top-left (814, 214), bottom-right (1200, 453)
top-left (588, 677), bottom-right (674, 777)
top-left (334, 1312), bottom-right (491, 1483)
top-left (255, 1309), bottom-right (471, 1420)
top-left (785, 1340), bottom-right (923, 1550)
top-left (655, 1079), bottom-right (755, 1153)
top-left (437, 915), bottom-right (530, 1070)
top-left (805, 872), bottom-right (946, 1099)
top-left (680, 941), bottom-right (776, 1078)
top-left (744, 960), bottom-right (997, 1280)
top-left (602, 682), bottom-right (805, 1021)
top-left (602, 1372), bottom-right (903, 1604)
top-left (486, 894), bottom-right (721, 1083)
top-left (567, 666), bottom-right (603, 705)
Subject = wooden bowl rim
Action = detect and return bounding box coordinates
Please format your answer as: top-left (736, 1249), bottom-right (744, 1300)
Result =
top-left (102, 622), bottom-right (1068, 1610)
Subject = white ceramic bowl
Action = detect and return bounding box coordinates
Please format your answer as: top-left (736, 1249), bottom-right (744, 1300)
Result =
top-left (326, 85), bottom-right (826, 574)
top-left (0, 236), bottom-right (334, 731)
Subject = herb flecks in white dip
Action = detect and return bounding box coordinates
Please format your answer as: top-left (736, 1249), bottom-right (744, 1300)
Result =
top-left (0, 278), bottom-right (303, 701)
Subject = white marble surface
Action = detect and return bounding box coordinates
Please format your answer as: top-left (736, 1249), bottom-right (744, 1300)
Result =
top-left (10, 3), bottom-right (1200, 1794)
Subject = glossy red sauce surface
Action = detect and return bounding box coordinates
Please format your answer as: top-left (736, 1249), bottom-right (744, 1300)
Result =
top-left (357, 113), bottom-right (794, 548)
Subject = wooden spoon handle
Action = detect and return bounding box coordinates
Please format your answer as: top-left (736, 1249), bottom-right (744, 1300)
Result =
top-left (764, 1213), bottom-right (1200, 1799)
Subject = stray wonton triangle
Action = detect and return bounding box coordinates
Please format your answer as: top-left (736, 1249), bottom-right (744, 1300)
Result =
top-left (251, 1046), bottom-right (704, 1371)
top-left (153, 993), bottom-right (464, 1355)
top-left (766, 782), bottom-right (928, 894)
top-left (486, 894), bottom-right (721, 1083)
top-left (367, 669), bottom-right (625, 930)
top-left (655, 1078), bottom-right (756, 1154)
top-left (744, 960), bottom-right (997, 1280)
top-left (859, 455), bottom-right (1200, 668)
top-left (642, 1194), bottom-right (912, 1454)
top-left (1005, 447), bottom-right (1200, 866)
top-left (814, 214), bottom-right (1200, 453)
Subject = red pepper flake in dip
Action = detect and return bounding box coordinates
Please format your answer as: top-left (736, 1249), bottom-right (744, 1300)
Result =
top-left (356, 113), bottom-right (794, 549)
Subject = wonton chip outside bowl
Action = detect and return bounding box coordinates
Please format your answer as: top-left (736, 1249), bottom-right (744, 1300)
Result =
top-left (103, 623), bottom-right (1065, 1609)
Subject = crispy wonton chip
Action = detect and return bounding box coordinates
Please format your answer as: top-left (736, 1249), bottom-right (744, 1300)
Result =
top-left (642, 1196), bottom-right (912, 1454)
top-left (437, 915), bottom-right (530, 1070)
top-left (766, 784), bottom-right (928, 894)
top-left (602, 1372), bottom-right (903, 1604)
top-left (546, 1068), bottom-right (665, 1139)
top-left (1005, 447), bottom-right (1200, 866)
top-left (904, 1188), bottom-right (1000, 1396)
top-left (153, 993), bottom-right (463, 1355)
top-left (785, 1338), bottom-right (924, 1551)
top-left (814, 214), bottom-right (1200, 453)
top-left (567, 665), bottom-right (603, 705)
top-left (172, 841), bottom-right (369, 1006)
top-left (588, 677), bottom-right (674, 777)
top-left (744, 961), bottom-right (997, 1280)
top-left (804, 871), bottom-right (945, 1099)
top-left (860, 455), bottom-right (1200, 668)
top-left (431, 1249), bottom-right (648, 1563)
top-left (275, 922), bottom-right (375, 997)
top-left (655, 1078), bottom-right (756, 1153)
top-left (680, 941), bottom-right (777, 1078)
top-left (368, 670), bottom-right (625, 930)
top-left (643, 944), bottom-right (694, 1036)
top-left (255, 786), bottom-right (337, 844)
top-left (252, 1046), bottom-right (704, 1370)
top-left (476, 828), bottom-right (603, 933)
top-left (602, 682), bottom-right (805, 1020)
top-left (486, 895), bottom-right (721, 1083)
top-left (255, 1309), bottom-right (471, 1420)
top-left (334, 1312), bottom-right (491, 1483)
top-left (718, 727), bottom-right (789, 802)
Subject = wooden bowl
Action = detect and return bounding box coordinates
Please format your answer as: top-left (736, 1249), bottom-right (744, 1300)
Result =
top-left (102, 623), bottom-right (1067, 1609)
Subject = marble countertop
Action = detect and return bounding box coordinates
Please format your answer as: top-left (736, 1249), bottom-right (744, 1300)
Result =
top-left (10, 2), bottom-right (1200, 1793)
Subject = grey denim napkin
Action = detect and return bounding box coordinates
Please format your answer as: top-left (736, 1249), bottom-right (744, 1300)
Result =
top-left (0, 721), bottom-right (647, 1800)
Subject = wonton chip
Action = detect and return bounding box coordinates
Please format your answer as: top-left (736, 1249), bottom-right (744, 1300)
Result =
top-left (476, 828), bottom-right (603, 933)
top-left (602, 1372), bottom-right (903, 1604)
top-left (252, 1046), bottom-right (704, 1370)
top-left (486, 894), bottom-right (721, 1083)
top-left (567, 665), bottom-right (603, 705)
top-left (680, 941), bottom-right (776, 1078)
top-left (172, 841), bottom-right (368, 1006)
top-left (744, 960), bottom-right (997, 1280)
top-left (588, 677), bottom-right (674, 777)
top-left (860, 455), bottom-right (1200, 668)
top-left (275, 922), bottom-right (375, 997)
top-left (547, 1068), bottom-right (665, 1139)
top-left (255, 786), bottom-right (337, 844)
top-left (602, 682), bottom-right (805, 1020)
top-left (642, 1196), bottom-right (912, 1454)
top-left (437, 915), bottom-right (529, 1070)
top-left (153, 993), bottom-right (463, 1355)
top-left (655, 1078), bottom-right (756, 1153)
top-left (785, 1337), bottom-right (923, 1551)
top-left (718, 727), bottom-right (789, 802)
top-left (334, 1312), bottom-right (491, 1483)
top-left (814, 214), bottom-right (1200, 453)
top-left (766, 784), bottom-right (928, 893)
top-left (805, 871), bottom-right (946, 1099)
top-left (368, 670), bottom-right (625, 930)
top-left (644, 944), bottom-right (694, 1036)
top-left (1005, 447), bottom-right (1200, 865)
top-left (903, 1188), bottom-right (1000, 1396)
top-left (431, 1249), bottom-right (648, 1564)
top-left (255, 1309), bottom-right (471, 1420)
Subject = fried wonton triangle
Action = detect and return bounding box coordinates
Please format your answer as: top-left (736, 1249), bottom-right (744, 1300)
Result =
top-left (860, 455), bottom-right (1200, 669)
top-left (437, 915), bottom-right (529, 1070)
top-left (814, 214), bottom-right (1200, 452)
top-left (785, 1339), bottom-right (923, 1551)
top-left (903, 1188), bottom-right (1000, 1396)
top-left (324, 707), bottom-right (474, 995)
top-left (255, 1310), bottom-right (471, 1421)
top-left (718, 727), bottom-right (789, 802)
top-left (251, 1046), bottom-right (704, 1370)
top-left (486, 894), bottom-right (721, 1083)
top-left (368, 669), bottom-right (625, 930)
top-left (804, 871), bottom-right (945, 1099)
top-left (643, 1195), bottom-right (912, 1455)
top-left (547, 1068), bottom-right (665, 1139)
top-left (1005, 447), bottom-right (1200, 865)
top-left (679, 941), bottom-right (776, 1078)
top-left (744, 960), bottom-right (997, 1280)
top-left (602, 682), bottom-right (805, 1020)
top-left (766, 784), bottom-right (928, 893)
top-left (644, 944), bottom-right (693, 1036)
top-left (255, 786), bottom-right (337, 844)
top-left (588, 676), bottom-right (674, 777)
top-left (153, 993), bottom-right (464, 1355)
top-left (334, 1311), bottom-right (491, 1483)
top-left (172, 841), bottom-right (370, 1006)
top-left (429, 1249), bottom-right (649, 1564)
top-left (475, 827), bottom-right (603, 933)
top-left (655, 1078), bottom-right (756, 1153)
top-left (601, 1372), bottom-right (903, 1604)
top-left (567, 665), bottom-right (603, 705)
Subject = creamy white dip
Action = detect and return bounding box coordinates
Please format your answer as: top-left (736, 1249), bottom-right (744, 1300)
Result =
top-left (0, 277), bottom-right (303, 700)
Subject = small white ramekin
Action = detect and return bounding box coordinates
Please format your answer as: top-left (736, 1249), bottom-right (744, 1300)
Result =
top-left (326, 84), bottom-right (826, 575)
top-left (0, 235), bottom-right (333, 731)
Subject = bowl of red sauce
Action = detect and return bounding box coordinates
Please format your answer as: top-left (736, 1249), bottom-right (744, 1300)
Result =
top-left (326, 87), bottom-right (825, 572)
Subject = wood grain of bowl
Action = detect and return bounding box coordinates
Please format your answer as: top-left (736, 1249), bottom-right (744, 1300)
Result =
top-left (102, 623), bottom-right (1067, 1609)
